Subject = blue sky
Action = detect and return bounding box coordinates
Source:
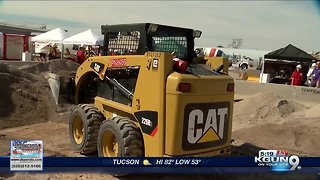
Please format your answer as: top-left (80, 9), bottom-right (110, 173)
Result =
top-left (0, 1), bottom-right (319, 52)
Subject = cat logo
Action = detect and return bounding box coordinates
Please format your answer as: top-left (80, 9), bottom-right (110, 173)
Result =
top-left (182, 102), bottom-right (230, 150)
top-left (90, 62), bottom-right (105, 74)
top-left (94, 63), bottom-right (101, 73)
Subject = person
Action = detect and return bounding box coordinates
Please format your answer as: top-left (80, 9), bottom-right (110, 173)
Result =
top-left (306, 63), bottom-right (317, 86)
top-left (291, 64), bottom-right (303, 86)
top-left (87, 46), bottom-right (96, 57)
top-left (75, 47), bottom-right (86, 64)
top-left (98, 47), bottom-right (102, 56)
top-left (64, 48), bottom-right (71, 59)
top-left (310, 61), bottom-right (320, 87)
top-left (307, 63), bottom-right (317, 77)
top-left (279, 69), bottom-right (286, 78)
top-left (52, 45), bottom-right (59, 59)
top-left (48, 45), bottom-right (54, 60)
top-left (307, 63), bottom-right (317, 84)
top-left (65, 48), bottom-right (71, 55)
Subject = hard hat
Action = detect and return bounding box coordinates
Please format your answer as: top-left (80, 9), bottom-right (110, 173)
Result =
top-left (296, 64), bottom-right (302, 69)
top-left (311, 63), bottom-right (317, 67)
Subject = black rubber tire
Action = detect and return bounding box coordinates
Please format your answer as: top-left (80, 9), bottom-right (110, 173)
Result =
top-left (97, 116), bottom-right (144, 157)
top-left (240, 64), bottom-right (248, 69)
top-left (69, 104), bottom-right (103, 155)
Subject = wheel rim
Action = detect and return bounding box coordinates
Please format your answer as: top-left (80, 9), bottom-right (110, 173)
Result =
top-left (101, 130), bottom-right (118, 157)
top-left (72, 115), bottom-right (84, 144)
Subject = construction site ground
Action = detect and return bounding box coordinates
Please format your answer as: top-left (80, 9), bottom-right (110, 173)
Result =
top-left (0, 60), bottom-right (319, 180)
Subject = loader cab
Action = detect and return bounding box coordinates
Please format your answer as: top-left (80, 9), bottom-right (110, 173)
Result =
top-left (101, 23), bottom-right (201, 61)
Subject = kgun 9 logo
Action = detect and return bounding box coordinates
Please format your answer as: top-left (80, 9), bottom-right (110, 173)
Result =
top-left (255, 150), bottom-right (301, 171)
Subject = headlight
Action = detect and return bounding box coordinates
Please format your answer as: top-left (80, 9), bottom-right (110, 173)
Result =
top-left (148, 24), bottom-right (158, 33)
top-left (193, 30), bottom-right (202, 38)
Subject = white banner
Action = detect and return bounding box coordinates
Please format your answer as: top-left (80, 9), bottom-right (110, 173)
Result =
top-left (34, 42), bottom-right (50, 53)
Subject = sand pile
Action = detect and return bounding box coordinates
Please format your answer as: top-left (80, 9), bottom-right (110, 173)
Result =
top-left (232, 92), bottom-right (320, 156)
top-left (233, 92), bottom-right (306, 130)
top-left (232, 117), bottom-right (320, 156)
top-left (0, 60), bottom-right (78, 129)
top-left (297, 104), bottom-right (320, 118)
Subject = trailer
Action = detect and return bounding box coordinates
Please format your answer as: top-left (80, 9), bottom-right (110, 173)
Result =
top-left (0, 33), bottom-right (32, 60)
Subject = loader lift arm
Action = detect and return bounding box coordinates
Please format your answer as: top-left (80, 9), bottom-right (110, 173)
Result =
top-left (104, 75), bottom-right (134, 101)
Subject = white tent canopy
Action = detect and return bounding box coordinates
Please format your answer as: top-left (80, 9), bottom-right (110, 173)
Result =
top-left (63, 29), bottom-right (103, 46)
top-left (31, 28), bottom-right (70, 43)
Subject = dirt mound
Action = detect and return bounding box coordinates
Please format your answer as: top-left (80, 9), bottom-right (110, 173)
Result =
top-left (232, 117), bottom-right (320, 156)
top-left (304, 104), bottom-right (320, 118)
top-left (232, 92), bottom-right (320, 156)
top-left (0, 63), bottom-right (74, 129)
top-left (233, 92), bottom-right (306, 130)
top-left (21, 59), bottom-right (79, 76)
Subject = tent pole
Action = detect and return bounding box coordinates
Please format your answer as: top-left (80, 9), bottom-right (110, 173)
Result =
top-left (61, 43), bottom-right (64, 60)
top-left (260, 58), bottom-right (266, 83)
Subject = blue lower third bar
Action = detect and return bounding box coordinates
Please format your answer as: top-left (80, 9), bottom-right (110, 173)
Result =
top-left (0, 157), bottom-right (319, 173)
top-left (0, 166), bottom-right (319, 174)
top-left (2, 157), bottom-right (260, 167)
top-left (1, 157), bottom-right (320, 167)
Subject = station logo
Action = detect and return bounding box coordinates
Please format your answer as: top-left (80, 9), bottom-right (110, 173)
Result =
top-left (255, 150), bottom-right (301, 171)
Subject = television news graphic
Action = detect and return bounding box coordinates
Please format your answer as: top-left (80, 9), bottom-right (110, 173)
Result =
top-left (255, 150), bottom-right (301, 171)
top-left (10, 140), bottom-right (43, 171)
top-left (0, 156), bottom-right (319, 173)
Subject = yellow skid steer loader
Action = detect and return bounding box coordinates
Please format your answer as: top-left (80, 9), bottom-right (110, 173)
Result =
top-left (48, 23), bottom-right (234, 157)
